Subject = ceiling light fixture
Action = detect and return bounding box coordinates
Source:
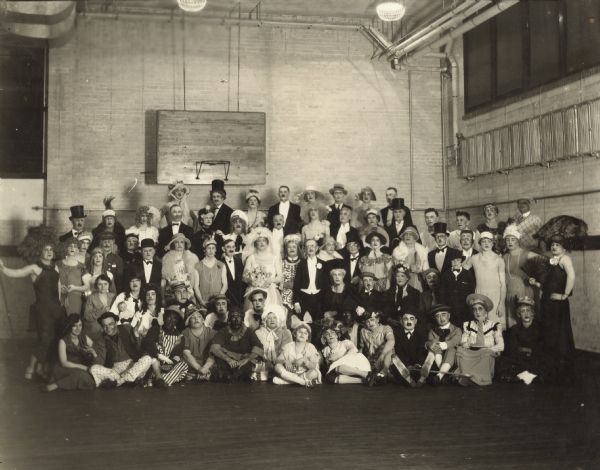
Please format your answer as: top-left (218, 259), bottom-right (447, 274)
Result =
top-left (376, 1), bottom-right (406, 22)
top-left (177, 0), bottom-right (208, 13)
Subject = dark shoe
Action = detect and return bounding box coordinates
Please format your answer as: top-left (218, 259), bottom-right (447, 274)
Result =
top-left (99, 379), bottom-right (118, 389)
top-left (413, 378), bottom-right (426, 388)
top-left (430, 375), bottom-right (441, 386)
top-left (154, 378), bottom-right (169, 389)
top-left (366, 371), bottom-right (377, 387)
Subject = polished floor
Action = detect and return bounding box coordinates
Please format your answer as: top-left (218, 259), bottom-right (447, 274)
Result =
top-left (0, 340), bottom-right (599, 470)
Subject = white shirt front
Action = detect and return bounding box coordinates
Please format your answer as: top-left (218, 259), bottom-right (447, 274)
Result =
top-left (302, 256), bottom-right (320, 294)
top-left (224, 256), bottom-right (235, 280)
top-left (336, 223), bottom-right (350, 246)
top-left (278, 201), bottom-right (290, 223)
top-left (171, 222), bottom-right (181, 235)
top-left (435, 247), bottom-right (446, 271)
top-left (143, 259), bottom-right (154, 283)
top-left (462, 248), bottom-right (474, 260)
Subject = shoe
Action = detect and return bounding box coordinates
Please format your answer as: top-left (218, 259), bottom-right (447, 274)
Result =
top-left (431, 375), bottom-right (442, 386)
top-left (413, 378), bottom-right (426, 388)
top-left (374, 373), bottom-right (387, 386)
top-left (154, 378), bottom-right (169, 389)
top-left (99, 379), bottom-right (118, 389)
top-left (366, 371), bottom-right (377, 387)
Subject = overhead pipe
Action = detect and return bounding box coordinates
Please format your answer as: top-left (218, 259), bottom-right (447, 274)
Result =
top-left (385, 0), bottom-right (478, 56)
top-left (388, 0), bottom-right (492, 58)
top-left (407, 0), bottom-right (519, 61)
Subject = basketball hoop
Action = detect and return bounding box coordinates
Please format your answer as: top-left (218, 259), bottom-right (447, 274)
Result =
top-left (196, 160), bottom-right (231, 181)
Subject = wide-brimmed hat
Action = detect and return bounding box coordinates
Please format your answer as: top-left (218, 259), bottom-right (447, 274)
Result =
top-left (432, 222), bottom-right (449, 235)
top-left (548, 233), bottom-right (565, 247)
top-left (466, 293), bottom-right (494, 312)
top-left (357, 186), bottom-right (376, 201)
top-left (165, 233), bottom-right (191, 251)
top-left (245, 189), bottom-right (261, 203)
top-left (329, 183), bottom-right (348, 196)
top-left (230, 210), bottom-right (249, 226)
top-left (365, 230), bottom-right (388, 246)
top-left (69, 205), bottom-right (87, 220)
top-left (300, 185), bottom-right (323, 201)
top-left (168, 180), bottom-right (191, 197)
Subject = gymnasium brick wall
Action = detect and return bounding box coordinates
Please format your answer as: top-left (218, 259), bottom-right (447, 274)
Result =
top-left (45, 14), bottom-right (443, 233)
top-left (443, 38), bottom-right (600, 352)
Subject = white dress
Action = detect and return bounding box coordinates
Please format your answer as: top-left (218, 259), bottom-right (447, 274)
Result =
top-left (243, 254), bottom-right (283, 307)
top-left (323, 339), bottom-right (371, 374)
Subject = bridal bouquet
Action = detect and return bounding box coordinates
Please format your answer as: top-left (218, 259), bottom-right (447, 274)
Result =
top-left (249, 265), bottom-right (271, 288)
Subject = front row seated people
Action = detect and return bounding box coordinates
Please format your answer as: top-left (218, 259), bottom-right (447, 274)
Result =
top-left (273, 321), bottom-right (321, 386)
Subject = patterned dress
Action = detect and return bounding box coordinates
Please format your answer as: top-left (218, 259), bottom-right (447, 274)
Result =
top-left (358, 253), bottom-right (393, 292)
top-left (281, 258), bottom-right (300, 309)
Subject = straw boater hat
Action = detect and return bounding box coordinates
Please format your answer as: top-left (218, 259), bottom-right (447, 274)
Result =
top-left (165, 233), bottom-right (192, 251)
top-left (329, 183), bottom-right (348, 196)
top-left (245, 189), bottom-right (261, 204)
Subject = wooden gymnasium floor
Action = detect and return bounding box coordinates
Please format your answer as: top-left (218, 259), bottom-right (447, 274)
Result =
top-left (1, 340), bottom-right (599, 470)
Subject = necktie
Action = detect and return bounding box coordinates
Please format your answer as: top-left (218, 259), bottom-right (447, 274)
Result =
top-left (406, 332), bottom-right (412, 339)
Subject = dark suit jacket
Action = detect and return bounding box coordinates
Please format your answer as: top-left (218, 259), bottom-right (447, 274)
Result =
top-left (91, 222), bottom-right (127, 255)
top-left (292, 258), bottom-right (328, 303)
top-left (354, 287), bottom-right (386, 314)
top-left (394, 328), bottom-right (428, 366)
top-left (223, 255), bottom-right (246, 308)
top-left (380, 206), bottom-right (394, 227)
top-left (125, 257), bottom-right (162, 287)
top-left (211, 203), bottom-right (233, 234)
top-left (158, 223), bottom-right (194, 257)
top-left (384, 284), bottom-right (421, 320)
top-left (342, 255), bottom-right (362, 284)
top-left (97, 324), bottom-right (143, 367)
top-left (322, 286), bottom-right (358, 314)
top-left (439, 268), bottom-right (476, 326)
top-left (268, 202), bottom-right (302, 235)
top-left (59, 229), bottom-right (81, 242)
top-left (427, 247), bottom-right (462, 274)
top-left (327, 204), bottom-right (353, 233)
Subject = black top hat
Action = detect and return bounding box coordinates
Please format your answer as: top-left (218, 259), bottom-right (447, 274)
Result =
top-left (390, 198), bottom-right (406, 211)
top-left (210, 179), bottom-right (226, 196)
top-left (140, 238), bottom-right (155, 249)
top-left (432, 222), bottom-right (449, 235)
top-left (69, 205), bottom-right (87, 220)
top-left (345, 230), bottom-right (363, 247)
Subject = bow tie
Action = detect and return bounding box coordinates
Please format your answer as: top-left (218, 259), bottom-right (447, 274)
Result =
top-left (453, 268), bottom-right (461, 274)
top-left (350, 256), bottom-right (359, 262)
top-left (73, 231), bottom-right (80, 236)
top-left (226, 258), bottom-right (234, 263)
top-left (145, 260), bottom-right (153, 265)
top-left (436, 247), bottom-right (447, 253)
top-left (172, 222), bottom-right (180, 226)
top-left (435, 327), bottom-right (450, 340)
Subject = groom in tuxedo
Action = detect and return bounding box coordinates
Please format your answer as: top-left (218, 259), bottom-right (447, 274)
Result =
top-left (267, 185), bottom-right (302, 236)
top-left (158, 204), bottom-right (193, 257)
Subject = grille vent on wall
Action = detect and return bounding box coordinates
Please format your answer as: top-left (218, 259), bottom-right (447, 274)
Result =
top-left (459, 98), bottom-right (600, 178)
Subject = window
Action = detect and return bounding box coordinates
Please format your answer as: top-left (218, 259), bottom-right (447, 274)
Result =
top-left (0, 46), bottom-right (46, 177)
top-left (464, 0), bottom-right (600, 112)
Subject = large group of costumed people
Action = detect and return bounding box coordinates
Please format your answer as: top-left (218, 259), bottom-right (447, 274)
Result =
top-left (0, 178), bottom-right (583, 392)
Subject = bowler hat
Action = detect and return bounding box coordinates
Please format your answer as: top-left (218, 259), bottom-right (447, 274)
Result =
top-left (140, 238), bottom-right (155, 249)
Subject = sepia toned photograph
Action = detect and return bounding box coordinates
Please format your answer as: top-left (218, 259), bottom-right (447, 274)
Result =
top-left (0, 0), bottom-right (599, 468)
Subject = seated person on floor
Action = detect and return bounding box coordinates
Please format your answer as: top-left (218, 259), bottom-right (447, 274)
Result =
top-left (181, 306), bottom-right (215, 381)
top-left (210, 310), bottom-right (264, 382)
top-left (425, 305), bottom-right (462, 385)
top-left (254, 306), bottom-right (293, 381)
top-left (204, 294), bottom-right (230, 330)
top-left (496, 296), bottom-right (552, 385)
top-left (273, 321), bottom-right (321, 386)
top-left (456, 294), bottom-right (504, 386)
top-left (390, 312), bottom-right (430, 388)
top-left (359, 311), bottom-right (395, 385)
top-left (89, 312), bottom-right (153, 388)
top-left (143, 307), bottom-right (187, 388)
top-left (243, 288), bottom-right (269, 330)
top-left (321, 327), bottom-right (371, 385)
